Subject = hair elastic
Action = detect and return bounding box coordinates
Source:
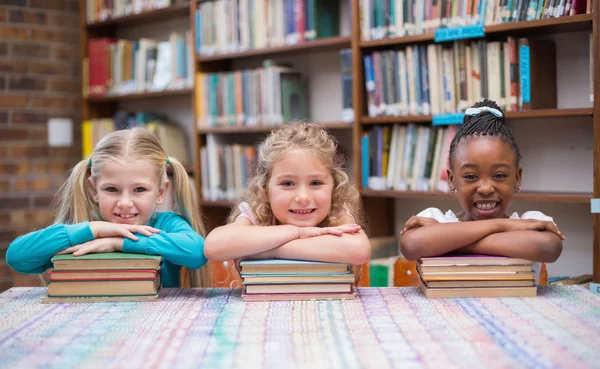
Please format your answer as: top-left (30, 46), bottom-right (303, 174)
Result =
top-left (166, 156), bottom-right (171, 165)
top-left (465, 106), bottom-right (504, 118)
top-left (87, 158), bottom-right (92, 167)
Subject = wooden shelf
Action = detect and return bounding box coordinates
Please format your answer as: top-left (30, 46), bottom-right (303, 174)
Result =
top-left (362, 189), bottom-right (592, 204)
top-left (485, 13), bottom-right (592, 36)
top-left (86, 3), bottom-right (189, 29)
top-left (360, 14), bottom-right (592, 49)
top-left (198, 122), bottom-right (353, 134)
top-left (86, 88), bottom-right (192, 103)
top-left (360, 108), bottom-right (593, 125)
top-left (196, 36), bottom-right (352, 62)
top-left (201, 200), bottom-right (235, 208)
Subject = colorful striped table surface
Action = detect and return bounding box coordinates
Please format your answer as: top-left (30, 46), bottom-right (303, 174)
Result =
top-left (0, 286), bottom-right (599, 369)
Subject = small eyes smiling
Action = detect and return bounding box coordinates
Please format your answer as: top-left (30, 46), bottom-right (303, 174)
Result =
top-left (280, 180), bottom-right (324, 187)
top-left (462, 173), bottom-right (508, 182)
top-left (104, 187), bottom-right (148, 193)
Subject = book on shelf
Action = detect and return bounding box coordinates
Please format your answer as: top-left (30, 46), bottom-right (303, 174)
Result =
top-left (363, 123), bottom-right (459, 192)
top-left (87, 32), bottom-right (193, 98)
top-left (51, 253), bottom-right (162, 270)
top-left (82, 113), bottom-right (190, 167)
top-left (86, 0), bottom-right (189, 23)
top-left (340, 48), bottom-right (354, 122)
top-left (362, 37), bottom-right (556, 118)
top-left (417, 253), bottom-right (537, 298)
top-left (196, 0), bottom-right (345, 55)
top-left (195, 62), bottom-right (308, 129)
top-left (359, 0), bottom-right (590, 41)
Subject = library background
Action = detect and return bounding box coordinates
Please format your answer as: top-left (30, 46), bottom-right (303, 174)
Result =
top-left (0, 0), bottom-right (598, 292)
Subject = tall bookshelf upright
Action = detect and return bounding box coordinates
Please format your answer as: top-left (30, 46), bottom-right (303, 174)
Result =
top-left (349, 0), bottom-right (599, 284)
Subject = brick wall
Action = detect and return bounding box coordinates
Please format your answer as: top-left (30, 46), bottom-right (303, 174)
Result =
top-left (0, 0), bottom-right (81, 292)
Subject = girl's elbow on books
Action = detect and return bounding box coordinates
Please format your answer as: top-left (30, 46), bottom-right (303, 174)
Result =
top-left (399, 233), bottom-right (423, 261)
top-left (348, 241), bottom-right (371, 266)
top-left (541, 237), bottom-right (563, 263)
top-left (6, 244), bottom-right (37, 274)
top-left (203, 233), bottom-right (230, 261)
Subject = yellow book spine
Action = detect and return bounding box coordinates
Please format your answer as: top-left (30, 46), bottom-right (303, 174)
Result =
top-left (82, 120), bottom-right (93, 158)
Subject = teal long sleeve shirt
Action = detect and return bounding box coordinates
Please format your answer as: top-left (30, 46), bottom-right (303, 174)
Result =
top-left (6, 212), bottom-right (207, 288)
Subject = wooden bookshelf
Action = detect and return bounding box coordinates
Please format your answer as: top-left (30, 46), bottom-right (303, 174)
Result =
top-left (201, 200), bottom-right (236, 208)
top-left (86, 88), bottom-right (193, 103)
top-left (196, 36), bottom-right (352, 62)
top-left (360, 14), bottom-right (592, 49)
top-left (198, 122), bottom-right (353, 134)
top-left (351, 0), bottom-right (600, 283)
top-left (361, 108), bottom-right (593, 125)
top-left (362, 189), bottom-right (593, 204)
top-left (86, 3), bottom-right (189, 29)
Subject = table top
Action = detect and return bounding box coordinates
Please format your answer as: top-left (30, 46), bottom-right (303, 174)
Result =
top-left (1, 286), bottom-right (599, 369)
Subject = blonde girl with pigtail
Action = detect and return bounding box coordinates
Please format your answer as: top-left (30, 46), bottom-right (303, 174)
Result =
top-left (7, 128), bottom-right (209, 287)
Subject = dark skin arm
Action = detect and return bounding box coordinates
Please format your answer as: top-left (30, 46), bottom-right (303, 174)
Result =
top-left (400, 217), bottom-right (564, 262)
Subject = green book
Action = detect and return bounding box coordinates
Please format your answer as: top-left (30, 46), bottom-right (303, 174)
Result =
top-left (280, 72), bottom-right (308, 123)
top-left (51, 252), bottom-right (162, 270)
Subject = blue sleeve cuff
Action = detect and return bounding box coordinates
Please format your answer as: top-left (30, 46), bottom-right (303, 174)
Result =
top-left (123, 238), bottom-right (146, 254)
top-left (64, 222), bottom-right (94, 246)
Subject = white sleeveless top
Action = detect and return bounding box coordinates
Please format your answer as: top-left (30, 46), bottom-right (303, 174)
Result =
top-left (416, 208), bottom-right (555, 285)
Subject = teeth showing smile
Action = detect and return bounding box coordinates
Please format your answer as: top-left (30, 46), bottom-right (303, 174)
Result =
top-left (290, 209), bottom-right (314, 214)
top-left (474, 202), bottom-right (498, 211)
top-left (116, 214), bottom-right (137, 219)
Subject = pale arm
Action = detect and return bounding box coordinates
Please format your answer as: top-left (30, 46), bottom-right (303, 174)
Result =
top-left (460, 231), bottom-right (563, 262)
top-left (269, 229), bottom-right (371, 265)
top-left (203, 217), bottom-right (301, 261)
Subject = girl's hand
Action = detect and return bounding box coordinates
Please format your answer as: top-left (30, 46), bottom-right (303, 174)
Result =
top-left (401, 216), bottom-right (439, 234)
top-left (89, 221), bottom-right (160, 241)
top-left (298, 224), bottom-right (362, 239)
top-left (502, 219), bottom-right (565, 240)
top-left (57, 237), bottom-right (124, 256)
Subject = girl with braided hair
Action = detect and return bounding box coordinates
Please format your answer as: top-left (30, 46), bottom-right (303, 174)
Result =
top-left (399, 100), bottom-right (564, 277)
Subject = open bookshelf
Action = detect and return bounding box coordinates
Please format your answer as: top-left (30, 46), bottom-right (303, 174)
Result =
top-left (79, 1), bottom-right (599, 285)
top-left (350, 0), bottom-right (600, 284)
top-left (80, 1), bottom-right (196, 174)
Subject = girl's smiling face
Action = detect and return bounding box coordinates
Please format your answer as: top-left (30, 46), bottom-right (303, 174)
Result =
top-left (448, 137), bottom-right (522, 221)
top-left (267, 149), bottom-right (334, 227)
top-left (89, 160), bottom-right (168, 226)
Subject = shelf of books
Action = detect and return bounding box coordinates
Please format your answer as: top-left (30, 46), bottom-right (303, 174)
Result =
top-left (350, 0), bottom-right (599, 284)
top-left (86, 2), bottom-right (190, 29)
top-left (193, 0), bottom-right (356, 215)
top-left (80, 1), bottom-right (196, 175)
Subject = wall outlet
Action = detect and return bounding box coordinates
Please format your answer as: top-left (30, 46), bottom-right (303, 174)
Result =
top-left (48, 118), bottom-right (73, 147)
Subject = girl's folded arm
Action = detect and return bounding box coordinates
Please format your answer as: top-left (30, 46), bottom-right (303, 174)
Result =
top-left (460, 230), bottom-right (563, 262)
top-left (122, 213), bottom-right (207, 269)
top-left (400, 219), bottom-right (505, 260)
top-left (203, 217), bottom-right (300, 261)
top-left (6, 222), bottom-right (95, 274)
top-left (269, 229), bottom-right (371, 265)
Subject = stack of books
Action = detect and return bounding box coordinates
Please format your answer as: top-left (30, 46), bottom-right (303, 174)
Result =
top-left (44, 253), bottom-right (162, 303)
top-left (240, 259), bottom-right (356, 301)
top-left (418, 254), bottom-right (537, 298)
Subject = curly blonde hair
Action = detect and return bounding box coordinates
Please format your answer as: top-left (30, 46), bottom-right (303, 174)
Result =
top-left (228, 122), bottom-right (365, 229)
top-left (52, 128), bottom-right (209, 287)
